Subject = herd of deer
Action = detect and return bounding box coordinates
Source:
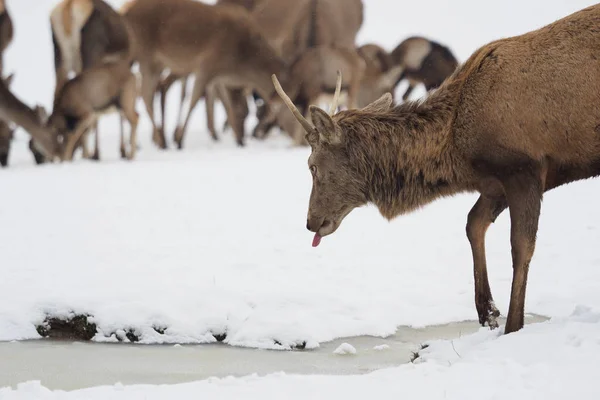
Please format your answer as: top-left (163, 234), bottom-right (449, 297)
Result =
top-left (0, 0), bottom-right (458, 166)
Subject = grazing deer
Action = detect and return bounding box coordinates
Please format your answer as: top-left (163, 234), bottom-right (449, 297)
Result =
top-left (154, 0), bottom-right (256, 146)
top-left (265, 46), bottom-right (365, 146)
top-left (123, 0), bottom-right (289, 149)
top-left (46, 58), bottom-right (138, 161)
top-left (273, 4), bottom-right (600, 335)
top-left (0, 0), bottom-right (13, 77)
top-left (50, 0), bottom-right (131, 160)
top-left (0, 79), bottom-right (58, 163)
top-left (356, 43), bottom-right (405, 108)
top-left (391, 36), bottom-right (458, 101)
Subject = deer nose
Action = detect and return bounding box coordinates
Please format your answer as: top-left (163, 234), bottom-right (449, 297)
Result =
top-left (306, 216), bottom-right (325, 232)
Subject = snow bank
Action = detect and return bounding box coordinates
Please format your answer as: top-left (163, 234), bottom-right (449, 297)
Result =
top-left (3, 308), bottom-right (599, 399)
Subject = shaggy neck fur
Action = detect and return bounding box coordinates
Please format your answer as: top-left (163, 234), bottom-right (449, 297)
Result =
top-left (338, 81), bottom-right (470, 219)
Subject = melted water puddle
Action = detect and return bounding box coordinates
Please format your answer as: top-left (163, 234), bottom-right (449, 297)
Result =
top-left (0, 316), bottom-right (547, 390)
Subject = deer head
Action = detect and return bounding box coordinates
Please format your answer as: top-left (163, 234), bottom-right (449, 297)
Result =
top-left (272, 71), bottom-right (393, 247)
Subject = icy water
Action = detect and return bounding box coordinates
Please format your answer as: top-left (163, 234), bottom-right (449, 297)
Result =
top-left (0, 316), bottom-right (547, 391)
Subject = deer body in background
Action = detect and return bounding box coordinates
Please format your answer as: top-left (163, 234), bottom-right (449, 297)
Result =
top-left (273, 4), bottom-right (600, 335)
top-left (50, 0), bottom-right (131, 160)
top-left (356, 43), bottom-right (405, 108)
top-left (391, 36), bottom-right (458, 101)
top-left (123, 0), bottom-right (289, 150)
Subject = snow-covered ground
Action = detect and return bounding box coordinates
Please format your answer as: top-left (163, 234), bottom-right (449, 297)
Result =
top-left (2, 0), bottom-right (600, 398)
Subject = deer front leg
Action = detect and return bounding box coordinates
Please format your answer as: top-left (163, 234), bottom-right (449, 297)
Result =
top-left (140, 64), bottom-right (166, 149)
top-left (466, 195), bottom-right (507, 328)
top-left (503, 168), bottom-right (543, 334)
top-left (92, 121), bottom-right (100, 161)
top-left (121, 75), bottom-right (140, 160)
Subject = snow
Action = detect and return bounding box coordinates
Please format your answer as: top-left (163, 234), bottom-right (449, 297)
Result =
top-left (333, 343), bottom-right (357, 355)
top-left (1, 0), bottom-right (600, 398)
top-left (373, 344), bottom-right (389, 351)
top-left (3, 308), bottom-right (600, 399)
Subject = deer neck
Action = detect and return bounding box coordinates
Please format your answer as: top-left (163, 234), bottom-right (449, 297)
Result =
top-left (348, 83), bottom-right (469, 219)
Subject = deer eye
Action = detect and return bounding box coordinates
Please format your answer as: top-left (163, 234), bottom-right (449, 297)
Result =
top-left (310, 165), bottom-right (317, 176)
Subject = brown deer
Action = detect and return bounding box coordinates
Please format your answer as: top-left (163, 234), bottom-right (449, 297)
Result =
top-left (47, 58), bottom-right (138, 161)
top-left (49, 0), bottom-right (132, 160)
top-left (262, 46), bottom-right (365, 146)
top-left (250, 0), bottom-right (364, 141)
top-left (391, 36), bottom-right (458, 101)
top-left (355, 43), bottom-right (405, 108)
top-left (154, 0), bottom-right (257, 146)
top-left (0, 72), bottom-right (13, 167)
top-left (273, 4), bottom-right (600, 335)
top-left (122, 0), bottom-right (289, 150)
top-left (0, 78), bottom-right (58, 163)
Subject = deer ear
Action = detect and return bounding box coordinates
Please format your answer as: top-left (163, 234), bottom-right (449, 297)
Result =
top-left (34, 105), bottom-right (49, 124)
top-left (361, 92), bottom-right (393, 113)
top-left (309, 105), bottom-right (341, 145)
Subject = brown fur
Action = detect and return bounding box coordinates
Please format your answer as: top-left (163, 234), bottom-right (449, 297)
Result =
top-left (0, 0), bottom-right (12, 76)
top-left (391, 36), bottom-right (459, 101)
top-left (0, 77), bottom-right (58, 161)
top-left (0, 73), bottom-right (13, 167)
top-left (356, 43), bottom-right (405, 107)
top-left (123, 0), bottom-right (288, 149)
top-left (49, 0), bottom-right (132, 161)
top-left (49, 59), bottom-right (138, 161)
top-left (282, 4), bottom-right (600, 335)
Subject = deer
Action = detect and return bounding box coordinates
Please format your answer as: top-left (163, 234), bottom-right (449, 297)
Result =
top-left (250, 0), bottom-right (364, 141)
top-left (42, 57), bottom-right (138, 162)
top-left (272, 3), bottom-right (600, 335)
top-left (390, 36), bottom-right (458, 101)
top-left (122, 0), bottom-right (291, 150)
top-left (153, 0), bottom-right (256, 147)
top-left (258, 44), bottom-right (403, 144)
top-left (47, 0), bottom-right (132, 161)
top-left (356, 43), bottom-right (405, 108)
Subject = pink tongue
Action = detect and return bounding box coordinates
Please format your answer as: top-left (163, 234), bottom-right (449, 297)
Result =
top-left (312, 233), bottom-right (322, 247)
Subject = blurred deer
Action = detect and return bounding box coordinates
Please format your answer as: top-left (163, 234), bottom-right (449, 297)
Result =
top-left (48, 0), bottom-right (132, 160)
top-left (391, 36), bottom-right (458, 101)
top-left (122, 0), bottom-right (290, 149)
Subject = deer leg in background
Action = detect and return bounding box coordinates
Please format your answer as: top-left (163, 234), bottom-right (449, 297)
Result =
top-left (140, 63), bottom-right (166, 149)
top-left (62, 116), bottom-right (96, 161)
top-left (205, 82), bottom-right (219, 141)
top-left (466, 195), bottom-right (508, 329)
top-left (502, 165), bottom-right (543, 334)
top-left (402, 81), bottom-right (416, 101)
top-left (158, 73), bottom-right (178, 143)
top-left (120, 74), bottom-right (139, 160)
top-left (219, 85), bottom-right (247, 147)
top-left (91, 120), bottom-right (101, 161)
top-left (173, 71), bottom-right (210, 149)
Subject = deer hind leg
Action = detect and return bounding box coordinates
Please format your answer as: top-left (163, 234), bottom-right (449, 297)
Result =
top-left (205, 82), bottom-right (219, 141)
top-left (62, 116), bottom-right (96, 161)
top-left (140, 63), bottom-right (165, 149)
top-left (502, 166), bottom-right (543, 334)
top-left (219, 85), bottom-right (247, 147)
top-left (466, 195), bottom-right (508, 329)
top-left (120, 74), bottom-right (140, 160)
top-left (174, 72), bottom-right (209, 150)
